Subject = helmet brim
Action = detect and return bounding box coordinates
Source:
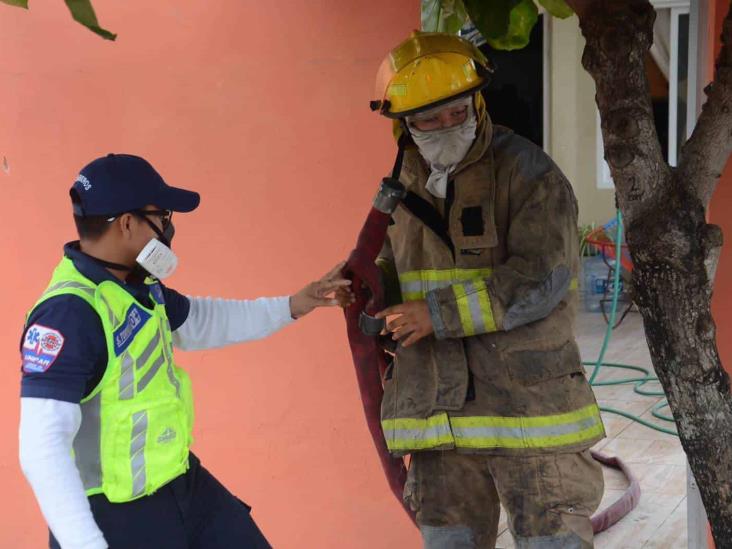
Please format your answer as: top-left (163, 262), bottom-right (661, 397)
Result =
top-left (378, 76), bottom-right (491, 119)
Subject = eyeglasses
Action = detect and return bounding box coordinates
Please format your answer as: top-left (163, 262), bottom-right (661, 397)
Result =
top-left (105, 209), bottom-right (173, 229)
top-left (136, 209), bottom-right (173, 227)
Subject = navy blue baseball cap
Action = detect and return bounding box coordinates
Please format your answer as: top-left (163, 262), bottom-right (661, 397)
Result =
top-left (70, 154), bottom-right (200, 217)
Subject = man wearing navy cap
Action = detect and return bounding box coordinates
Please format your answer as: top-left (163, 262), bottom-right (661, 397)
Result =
top-left (18, 154), bottom-right (352, 549)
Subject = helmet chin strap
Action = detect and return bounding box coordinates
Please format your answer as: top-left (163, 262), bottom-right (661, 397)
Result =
top-left (391, 132), bottom-right (409, 180)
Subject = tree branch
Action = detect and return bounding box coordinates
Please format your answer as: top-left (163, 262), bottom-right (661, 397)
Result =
top-left (567, 0), bottom-right (669, 225)
top-left (679, 0), bottom-right (732, 210)
top-left (568, 1), bottom-right (732, 544)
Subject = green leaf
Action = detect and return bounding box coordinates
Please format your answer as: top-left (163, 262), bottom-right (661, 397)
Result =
top-left (64, 0), bottom-right (116, 40)
top-left (422, 0), bottom-right (469, 34)
top-left (0, 0), bottom-right (29, 8)
top-left (441, 0), bottom-right (469, 34)
top-left (421, 0), bottom-right (442, 32)
top-left (463, 0), bottom-right (521, 40)
top-left (536, 0), bottom-right (574, 19)
top-left (485, 0), bottom-right (539, 51)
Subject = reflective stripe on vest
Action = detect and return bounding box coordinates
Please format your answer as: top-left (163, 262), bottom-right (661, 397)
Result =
top-left (43, 280), bottom-right (96, 299)
top-left (29, 257), bottom-right (193, 502)
top-left (381, 404), bottom-right (604, 452)
top-left (130, 410), bottom-right (148, 498)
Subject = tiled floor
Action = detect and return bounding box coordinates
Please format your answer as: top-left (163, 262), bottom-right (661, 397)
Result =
top-left (496, 310), bottom-right (689, 548)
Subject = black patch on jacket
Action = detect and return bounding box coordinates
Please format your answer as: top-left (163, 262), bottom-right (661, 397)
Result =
top-left (460, 206), bottom-right (484, 236)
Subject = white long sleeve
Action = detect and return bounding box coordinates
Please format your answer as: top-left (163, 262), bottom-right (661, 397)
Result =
top-left (19, 397), bottom-right (107, 549)
top-left (172, 295), bottom-right (295, 351)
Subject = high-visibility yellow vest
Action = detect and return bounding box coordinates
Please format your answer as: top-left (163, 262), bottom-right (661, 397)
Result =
top-left (28, 257), bottom-right (194, 502)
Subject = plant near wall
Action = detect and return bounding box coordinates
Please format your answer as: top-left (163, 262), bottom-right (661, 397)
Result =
top-left (578, 223), bottom-right (598, 257)
top-left (0, 0), bottom-right (115, 40)
top-left (422, 0), bottom-right (573, 49)
top-left (425, 0), bottom-right (732, 544)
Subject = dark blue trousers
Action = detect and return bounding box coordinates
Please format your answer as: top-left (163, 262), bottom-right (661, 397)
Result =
top-left (50, 453), bottom-right (271, 549)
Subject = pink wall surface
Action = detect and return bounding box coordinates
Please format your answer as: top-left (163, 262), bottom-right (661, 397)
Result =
top-left (0, 1), bottom-right (421, 547)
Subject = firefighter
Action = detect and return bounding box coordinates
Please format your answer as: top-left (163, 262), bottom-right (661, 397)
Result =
top-left (355, 32), bottom-right (606, 548)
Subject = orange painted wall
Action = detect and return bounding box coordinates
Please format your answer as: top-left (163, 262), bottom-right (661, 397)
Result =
top-left (0, 2), bottom-right (420, 547)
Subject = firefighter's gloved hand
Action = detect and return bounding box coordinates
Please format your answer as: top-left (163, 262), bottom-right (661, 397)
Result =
top-left (290, 261), bottom-right (352, 319)
top-left (376, 300), bottom-right (434, 347)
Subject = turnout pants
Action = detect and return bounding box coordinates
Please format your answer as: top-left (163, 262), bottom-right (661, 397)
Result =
top-left (405, 449), bottom-right (604, 548)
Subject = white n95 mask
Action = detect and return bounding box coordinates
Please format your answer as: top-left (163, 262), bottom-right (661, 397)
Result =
top-left (136, 239), bottom-right (178, 280)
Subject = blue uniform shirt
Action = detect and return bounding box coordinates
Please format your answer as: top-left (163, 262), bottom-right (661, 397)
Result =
top-left (20, 242), bottom-right (190, 403)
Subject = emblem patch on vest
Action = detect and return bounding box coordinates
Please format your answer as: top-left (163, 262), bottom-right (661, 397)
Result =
top-left (157, 427), bottom-right (177, 444)
top-left (113, 305), bottom-right (152, 356)
top-left (22, 324), bottom-right (65, 373)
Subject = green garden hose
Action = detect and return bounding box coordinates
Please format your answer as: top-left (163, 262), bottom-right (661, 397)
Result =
top-left (582, 209), bottom-right (678, 437)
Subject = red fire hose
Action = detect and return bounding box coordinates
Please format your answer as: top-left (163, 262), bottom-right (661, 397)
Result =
top-left (342, 176), bottom-right (415, 524)
top-left (590, 450), bottom-right (641, 534)
top-left (342, 170), bottom-right (639, 535)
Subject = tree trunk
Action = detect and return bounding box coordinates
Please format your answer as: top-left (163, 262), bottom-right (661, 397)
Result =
top-left (566, 0), bottom-right (732, 545)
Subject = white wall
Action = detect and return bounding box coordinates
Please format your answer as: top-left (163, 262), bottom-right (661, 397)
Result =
top-left (547, 15), bottom-right (616, 227)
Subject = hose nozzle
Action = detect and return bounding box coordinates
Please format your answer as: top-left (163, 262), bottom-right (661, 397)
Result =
top-left (373, 178), bottom-right (406, 214)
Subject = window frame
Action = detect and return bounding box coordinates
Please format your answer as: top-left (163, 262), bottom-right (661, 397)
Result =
top-left (595, 0), bottom-right (694, 189)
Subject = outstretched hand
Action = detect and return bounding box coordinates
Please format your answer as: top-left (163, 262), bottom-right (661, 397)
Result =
top-left (289, 262), bottom-right (353, 319)
top-left (375, 300), bottom-right (434, 347)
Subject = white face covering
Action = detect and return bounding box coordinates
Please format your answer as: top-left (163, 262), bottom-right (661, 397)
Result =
top-left (408, 98), bottom-right (478, 198)
top-left (136, 239), bottom-right (178, 280)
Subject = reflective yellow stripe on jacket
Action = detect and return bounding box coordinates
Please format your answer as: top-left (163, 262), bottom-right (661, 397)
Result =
top-left (452, 278), bottom-right (496, 335)
top-left (399, 268), bottom-right (497, 335)
top-left (399, 268), bottom-right (579, 336)
top-left (399, 268), bottom-right (579, 301)
top-left (399, 268), bottom-right (494, 302)
top-left (381, 404), bottom-right (604, 452)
